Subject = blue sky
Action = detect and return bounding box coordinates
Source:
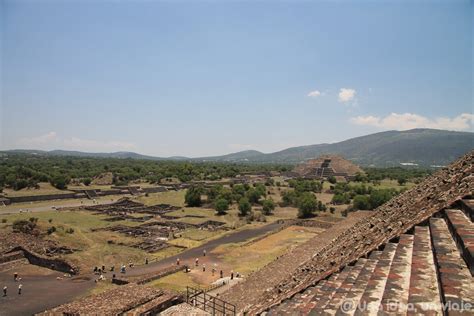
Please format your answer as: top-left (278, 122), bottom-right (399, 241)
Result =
top-left (1, 0), bottom-right (472, 157)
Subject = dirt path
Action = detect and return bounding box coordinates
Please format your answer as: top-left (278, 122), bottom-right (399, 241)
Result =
top-left (0, 221), bottom-right (283, 315)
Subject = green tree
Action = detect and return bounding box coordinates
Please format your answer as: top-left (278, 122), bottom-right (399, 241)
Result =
top-left (215, 198), bottom-right (229, 215)
top-left (327, 176), bottom-right (337, 184)
top-left (262, 199), bottom-right (275, 215)
top-left (297, 192), bottom-right (318, 218)
top-left (369, 189), bottom-right (396, 209)
top-left (50, 175), bottom-right (68, 190)
top-left (397, 177), bottom-right (407, 186)
top-left (238, 197), bottom-right (251, 217)
top-left (246, 188), bottom-right (261, 204)
top-left (353, 195), bottom-right (371, 210)
top-left (282, 190), bottom-right (298, 207)
top-left (185, 186), bottom-right (203, 207)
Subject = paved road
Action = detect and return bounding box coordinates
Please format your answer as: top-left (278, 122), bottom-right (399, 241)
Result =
top-left (0, 197), bottom-right (123, 215)
top-left (124, 221), bottom-right (283, 278)
top-left (0, 221), bottom-right (283, 315)
top-left (0, 269), bottom-right (94, 316)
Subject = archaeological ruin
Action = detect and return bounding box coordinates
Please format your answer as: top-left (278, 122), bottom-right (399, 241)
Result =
top-left (293, 154), bottom-right (364, 181)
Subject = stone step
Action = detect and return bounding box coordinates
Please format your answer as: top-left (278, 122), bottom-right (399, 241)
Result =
top-left (353, 242), bottom-right (398, 316)
top-left (459, 199), bottom-right (474, 222)
top-left (267, 281), bottom-right (326, 315)
top-left (309, 265), bottom-right (356, 314)
top-left (334, 256), bottom-right (379, 316)
top-left (316, 258), bottom-right (368, 315)
top-left (302, 273), bottom-right (341, 312)
top-left (444, 209), bottom-right (474, 275)
top-left (378, 234), bottom-right (414, 315)
top-left (429, 217), bottom-right (474, 315)
top-left (407, 225), bottom-right (442, 315)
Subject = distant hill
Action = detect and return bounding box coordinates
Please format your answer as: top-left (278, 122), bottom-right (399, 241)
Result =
top-left (252, 129), bottom-right (474, 166)
top-left (198, 150), bottom-right (265, 162)
top-left (3, 129), bottom-right (473, 167)
top-left (4, 149), bottom-right (162, 161)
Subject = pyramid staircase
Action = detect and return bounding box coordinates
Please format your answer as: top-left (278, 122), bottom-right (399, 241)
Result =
top-left (267, 198), bottom-right (474, 315)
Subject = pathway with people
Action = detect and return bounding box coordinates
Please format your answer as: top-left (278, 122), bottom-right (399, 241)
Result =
top-left (0, 221), bottom-right (284, 315)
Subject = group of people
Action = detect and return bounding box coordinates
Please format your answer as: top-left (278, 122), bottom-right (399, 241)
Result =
top-left (3, 272), bottom-right (23, 297)
top-left (92, 258), bottom-right (150, 281)
top-left (178, 249), bottom-right (241, 281)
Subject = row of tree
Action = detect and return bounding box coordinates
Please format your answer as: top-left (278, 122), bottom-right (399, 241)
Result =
top-left (185, 182), bottom-right (276, 217)
top-left (0, 153), bottom-right (290, 191)
top-left (331, 182), bottom-right (401, 210)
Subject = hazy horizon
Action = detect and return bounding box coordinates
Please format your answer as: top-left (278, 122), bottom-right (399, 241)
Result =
top-left (1, 0), bottom-right (473, 157)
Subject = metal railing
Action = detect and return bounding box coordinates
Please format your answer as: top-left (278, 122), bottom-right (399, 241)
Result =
top-left (186, 286), bottom-right (236, 315)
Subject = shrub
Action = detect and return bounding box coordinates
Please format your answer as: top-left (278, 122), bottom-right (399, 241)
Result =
top-left (47, 226), bottom-right (57, 235)
top-left (327, 176), bottom-right (337, 184)
top-left (83, 178), bottom-right (92, 186)
top-left (12, 220), bottom-right (36, 233)
top-left (1, 219), bottom-right (7, 223)
top-left (66, 228), bottom-right (75, 234)
top-left (329, 207), bottom-right (336, 214)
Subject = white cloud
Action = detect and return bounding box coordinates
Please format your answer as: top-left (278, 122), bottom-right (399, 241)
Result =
top-left (338, 88), bottom-right (356, 103)
top-left (350, 112), bottom-right (474, 131)
top-left (18, 132), bottom-right (136, 152)
top-left (307, 90), bottom-right (321, 97)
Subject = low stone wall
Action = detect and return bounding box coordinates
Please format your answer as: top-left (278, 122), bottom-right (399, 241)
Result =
top-left (98, 189), bottom-right (123, 196)
top-left (142, 186), bottom-right (168, 194)
top-left (8, 193), bottom-right (78, 203)
top-left (8, 246), bottom-right (78, 274)
top-left (0, 250), bottom-right (24, 264)
top-left (136, 265), bottom-right (185, 285)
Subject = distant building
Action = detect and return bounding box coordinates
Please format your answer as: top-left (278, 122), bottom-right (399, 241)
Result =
top-left (293, 154), bottom-right (363, 181)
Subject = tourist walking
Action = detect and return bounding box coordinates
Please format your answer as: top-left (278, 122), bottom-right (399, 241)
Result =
top-left (176, 258), bottom-right (180, 266)
top-left (195, 258), bottom-right (199, 267)
top-left (14, 272), bottom-right (18, 281)
top-left (18, 284), bottom-right (22, 295)
top-left (203, 249), bottom-right (206, 257)
top-left (3, 286), bottom-right (7, 297)
top-left (220, 270), bottom-right (223, 278)
top-left (202, 264), bottom-right (206, 272)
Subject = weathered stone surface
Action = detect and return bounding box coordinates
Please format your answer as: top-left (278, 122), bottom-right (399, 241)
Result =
top-left (39, 284), bottom-right (181, 315)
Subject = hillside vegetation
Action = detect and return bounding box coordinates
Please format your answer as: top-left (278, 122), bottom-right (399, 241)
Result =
top-left (5, 129), bottom-right (473, 166)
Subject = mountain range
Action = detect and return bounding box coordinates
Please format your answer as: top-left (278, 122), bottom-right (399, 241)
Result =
top-left (3, 129), bottom-right (473, 167)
